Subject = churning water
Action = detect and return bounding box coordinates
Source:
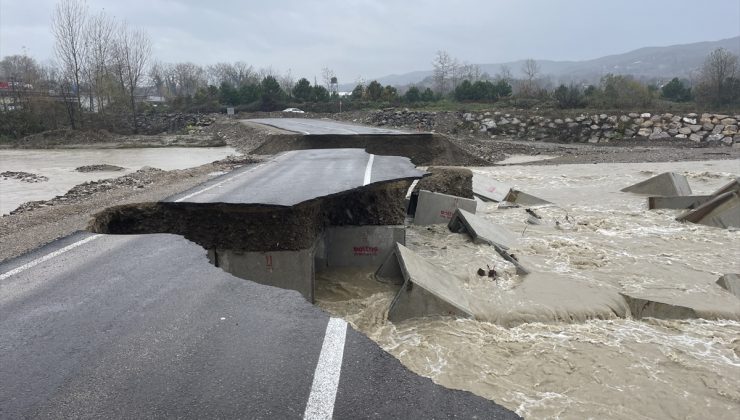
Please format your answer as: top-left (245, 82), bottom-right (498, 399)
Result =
top-left (317, 159), bottom-right (740, 419)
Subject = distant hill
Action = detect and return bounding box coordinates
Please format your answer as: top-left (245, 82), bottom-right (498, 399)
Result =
top-left (349, 36), bottom-right (740, 89)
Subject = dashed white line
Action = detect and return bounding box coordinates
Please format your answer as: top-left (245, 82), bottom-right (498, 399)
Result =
top-left (304, 318), bottom-right (348, 420)
top-left (174, 163), bottom-right (265, 202)
top-left (362, 154), bottom-right (375, 186)
top-left (0, 234), bottom-right (101, 281)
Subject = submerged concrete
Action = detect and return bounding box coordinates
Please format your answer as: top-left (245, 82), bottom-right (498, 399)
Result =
top-left (384, 244), bottom-right (474, 322)
top-left (448, 208), bottom-right (517, 249)
top-left (621, 290), bottom-right (740, 320)
top-left (647, 195), bottom-right (712, 210)
top-left (677, 191), bottom-right (740, 229)
top-left (473, 175), bottom-right (511, 202)
top-left (502, 189), bottom-right (552, 206)
top-left (413, 190), bottom-right (477, 225)
top-left (621, 172), bottom-right (692, 196)
top-left (717, 273), bottom-right (740, 298)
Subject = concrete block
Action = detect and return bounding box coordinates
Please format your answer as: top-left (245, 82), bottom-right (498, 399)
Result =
top-left (711, 177), bottom-right (740, 196)
top-left (448, 208), bottom-right (517, 249)
top-left (325, 225), bottom-right (405, 269)
top-left (502, 189), bottom-right (552, 206)
top-left (210, 246), bottom-right (316, 302)
top-left (385, 244), bottom-right (474, 322)
top-left (647, 195), bottom-right (712, 210)
top-left (677, 191), bottom-right (740, 229)
top-left (413, 190), bottom-right (477, 225)
top-left (717, 274), bottom-right (740, 298)
top-left (472, 176), bottom-right (511, 202)
top-left (621, 291), bottom-right (740, 320)
top-left (621, 172), bottom-right (692, 196)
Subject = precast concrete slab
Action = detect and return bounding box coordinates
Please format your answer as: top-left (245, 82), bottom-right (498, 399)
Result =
top-left (413, 190), bottom-right (477, 225)
top-left (712, 177), bottom-right (740, 196)
top-left (676, 191), bottom-right (740, 229)
top-left (621, 290), bottom-right (740, 320)
top-left (648, 195), bottom-right (712, 210)
top-left (473, 175), bottom-right (511, 202)
top-left (385, 244), bottom-right (474, 322)
top-left (717, 274), bottom-right (740, 298)
top-left (502, 189), bottom-right (552, 206)
top-left (325, 225), bottom-right (405, 269)
top-left (210, 245), bottom-right (316, 302)
top-left (448, 208), bottom-right (517, 249)
top-left (621, 172), bottom-right (693, 196)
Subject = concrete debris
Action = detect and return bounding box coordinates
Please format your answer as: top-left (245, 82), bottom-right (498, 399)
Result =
top-left (711, 177), bottom-right (740, 196)
top-left (448, 208), bottom-right (517, 249)
top-left (412, 190), bottom-right (477, 225)
top-left (621, 290), bottom-right (740, 320)
top-left (383, 244), bottom-right (474, 322)
top-left (717, 274), bottom-right (740, 298)
top-left (677, 191), bottom-right (740, 229)
top-left (472, 175), bottom-right (511, 202)
top-left (621, 172), bottom-right (692, 196)
top-left (324, 225), bottom-right (405, 268)
top-left (647, 195), bottom-right (711, 210)
top-left (502, 189), bottom-right (552, 206)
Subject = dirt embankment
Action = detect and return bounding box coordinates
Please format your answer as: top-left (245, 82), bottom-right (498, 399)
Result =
top-left (3, 128), bottom-right (226, 149)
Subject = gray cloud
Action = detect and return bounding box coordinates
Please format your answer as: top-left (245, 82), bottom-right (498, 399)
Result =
top-left (1, 0), bottom-right (738, 82)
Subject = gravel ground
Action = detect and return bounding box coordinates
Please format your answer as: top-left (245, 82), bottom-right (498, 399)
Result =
top-left (2, 116), bottom-right (738, 264)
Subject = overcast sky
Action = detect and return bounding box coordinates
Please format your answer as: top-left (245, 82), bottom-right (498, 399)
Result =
top-left (1, 0), bottom-right (738, 82)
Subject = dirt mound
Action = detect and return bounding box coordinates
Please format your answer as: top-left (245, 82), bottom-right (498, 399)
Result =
top-left (1, 171), bottom-right (49, 183)
top-left (75, 164), bottom-right (126, 172)
top-left (251, 133), bottom-right (485, 166)
top-left (415, 167), bottom-right (473, 198)
top-left (17, 129), bottom-right (114, 147)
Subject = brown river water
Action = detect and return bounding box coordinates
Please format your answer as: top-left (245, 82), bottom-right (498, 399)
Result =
top-left (316, 159), bottom-right (740, 419)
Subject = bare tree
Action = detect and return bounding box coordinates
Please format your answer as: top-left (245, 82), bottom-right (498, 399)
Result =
top-left (432, 50), bottom-right (454, 94)
top-left (459, 63), bottom-right (483, 82)
top-left (321, 67), bottom-right (336, 90)
top-left (695, 48), bottom-right (738, 105)
top-left (496, 64), bottom-right (512, 83)
top-left (112, 22), bottom-right (151, 133)
top-left (208, 61), bottom-right (256, 87)
top-left (83, 10), bottom-right (116, 113)
top-left (279, 68), bottom-right (295, 98)
top-left (520, 58), bottom-right (540, 97)
top-left (51, 0), bottom-right (88, 127)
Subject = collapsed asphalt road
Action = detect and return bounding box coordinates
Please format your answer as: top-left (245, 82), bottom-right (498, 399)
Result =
top-left (0, 147), bottom-right (519, 419)
top-left (0, 233), bottom-right (518, 419)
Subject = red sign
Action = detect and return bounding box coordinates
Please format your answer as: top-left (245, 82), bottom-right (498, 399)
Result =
top-left (353, 246), bottom-right (379, 256)
top-left (0, 82), bottom-right (9, 90)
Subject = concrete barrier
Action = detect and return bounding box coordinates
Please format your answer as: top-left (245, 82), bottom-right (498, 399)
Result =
top-left (502, 189), bottom-right (552, 206)
top-left (647, 195), bottom-right (712, 210)
top-left (621, 172), bottom-right (692, 196)
top-left (413, 190), bottom-right (477, 225)
top-left (676, 191), bottom-right (740, 229)
top-left (448, 208), bottom-right (517, 249)
top-left (473, 176), bottom-right (511, 202)
top-left (209, 245), bottom-right (316, 302)
top-left (717, 274), bottom-right (740, 298)
top-left (383, 244), bottom-right (474, 322)
top-left (325, 225), bottom-right (405, 268)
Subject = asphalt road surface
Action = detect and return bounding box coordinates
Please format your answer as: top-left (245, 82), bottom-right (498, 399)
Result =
top-left (0, 232), bottom-right (519, 419)
top-left (167, 148), bottom-right (426, 206)
top-left (248, 118), bottom-right (412, 135)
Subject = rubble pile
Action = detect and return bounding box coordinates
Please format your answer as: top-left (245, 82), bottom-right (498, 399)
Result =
top-left (0, 171), bottom-right (49, 183)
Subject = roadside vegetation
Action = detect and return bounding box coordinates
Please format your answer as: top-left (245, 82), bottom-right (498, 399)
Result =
top-left (1, 0), bottom-right (739, 142)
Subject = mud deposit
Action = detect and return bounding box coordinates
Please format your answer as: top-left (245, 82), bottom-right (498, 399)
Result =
top-left (316, 159), bottom-right (740, 419)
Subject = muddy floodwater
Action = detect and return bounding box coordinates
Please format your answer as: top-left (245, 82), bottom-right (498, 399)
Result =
top-left (0, 147), bottom-right (237, 214)
top-left (316, 159), bottom-right (740, 419)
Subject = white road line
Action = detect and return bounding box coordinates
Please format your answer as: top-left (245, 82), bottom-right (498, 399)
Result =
top-left (0, 234), bottom-right (101, 281)
top-left (405, 179), bottom-right (420, 199)
top-left (304, 318), bottom-right (348, 420)
top-left (174, 163), bottom-right (265, 202)
top-left (362, 154), bottom-right (375, 186)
